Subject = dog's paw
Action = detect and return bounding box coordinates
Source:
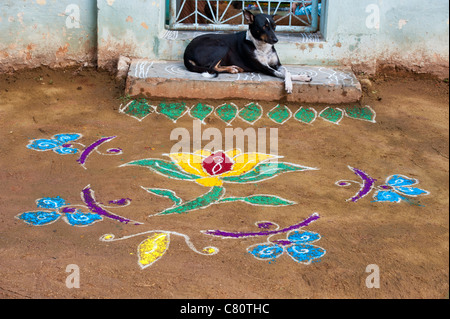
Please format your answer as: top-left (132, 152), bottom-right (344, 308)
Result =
top-left (292, 74), bottom-right (312, 82)
top-left (284, 78), bottom-right (293, 94)
top-left (230, 66), bottom-right (240, 74)
top-left (303, 75), bottom-right (312, 82)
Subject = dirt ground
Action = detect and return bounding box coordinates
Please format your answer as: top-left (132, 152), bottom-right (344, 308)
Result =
top-left (0, 66), bottom-right (448, 299)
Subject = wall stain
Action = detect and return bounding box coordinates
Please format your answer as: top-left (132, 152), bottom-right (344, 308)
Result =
top-left (56, 43), bottom-right (70, 58)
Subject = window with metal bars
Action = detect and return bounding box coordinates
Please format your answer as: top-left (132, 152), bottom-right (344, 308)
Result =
top-left (167, 0), bottom-right (321, 33)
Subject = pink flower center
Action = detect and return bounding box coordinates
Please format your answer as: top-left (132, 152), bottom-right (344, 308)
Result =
top-left (202, 152), bottom-right (234, 176)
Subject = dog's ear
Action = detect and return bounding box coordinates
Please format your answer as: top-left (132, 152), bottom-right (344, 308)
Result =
top-left (243, 10), bottom-right (254, 24)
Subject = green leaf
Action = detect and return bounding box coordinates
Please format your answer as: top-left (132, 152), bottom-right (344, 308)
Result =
top-left (344, 105), bottom-right (376, 123)
top-left (123, 159), bottom-right (200, 180)
top-left (238, 102), bottom-right (263, 124)
top-left (215, 103), bottom-right (238, 125)
top-left (319, 107), bottom-right (344, 124)
top-left (294, 107), bottom-right (317, 124)
top-left (267, 104), bottom-right (292, 124)
top-left (143, 188), bottom-right (182, 206)
top-left (219, 195), bottom-right (296, 206)
top-left (157, 102), bottom-right (188, 122)
top-left (123, 99), bottom-right (154, 119)
top-left (157, 186), bottom-right (225, 215)
top-left (221, 162), bottom-right (316, 183)
top-left (190, 103), bottom-right (214, 122)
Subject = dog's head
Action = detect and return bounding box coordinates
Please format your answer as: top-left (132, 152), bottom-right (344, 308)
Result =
top-left (244, 10), bottom-right (278, 45)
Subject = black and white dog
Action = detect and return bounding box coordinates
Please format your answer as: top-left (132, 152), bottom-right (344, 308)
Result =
top-left (183, 10), bottom-right (312, 93)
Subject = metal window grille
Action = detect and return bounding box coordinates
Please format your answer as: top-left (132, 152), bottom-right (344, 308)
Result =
top-left (168, 0), bottom-right (320, 33)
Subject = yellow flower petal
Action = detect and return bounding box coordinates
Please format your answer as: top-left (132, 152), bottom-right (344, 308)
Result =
top-left (193, 149), bottom-right (212, 157)
top-left (138, 233), bottom-right (169, 269)
top-left (220, 153), bottom-right (278, 177)
top-left (195, 177), bottom-right (223, 187)
top-left (225, 149), bottom-right (242, 158)
top-left (168, 153), bottom-right (209, 177)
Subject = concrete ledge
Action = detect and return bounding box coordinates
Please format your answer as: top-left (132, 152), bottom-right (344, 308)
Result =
top-left (125, 60), bottom-right (362, 103)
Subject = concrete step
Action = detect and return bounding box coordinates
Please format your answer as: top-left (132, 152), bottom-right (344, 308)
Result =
top-left (125, 59), bottom-right (362, 104)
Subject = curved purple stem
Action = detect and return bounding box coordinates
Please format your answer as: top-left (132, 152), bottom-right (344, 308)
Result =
top-left (81, 186), bottom-right (142, 225)
top-left (203, 213), bottom-right (320, 238)
top-left (349, 167), bottom-right (376, 202)
top-left (77, 136), bottom-right (116, 166)
top-left (108, 198), bottom-right (132, 206)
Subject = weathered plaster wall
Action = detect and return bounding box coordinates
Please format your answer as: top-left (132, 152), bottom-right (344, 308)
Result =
top-left (0, 0), bottom-right (97, 72)
top-left (97, 0), bottom-right (179, 70)
top-left (320, 0), bottom-right (450, 76)
top-left (96, 0), bottom-right (449, 77)
top-left (2, 0), bottom-right (448, 77)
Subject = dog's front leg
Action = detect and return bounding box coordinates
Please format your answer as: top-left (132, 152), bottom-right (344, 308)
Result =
top-left (274, 66), bottom-right (293, 94)
top-left (278, 66), bottom-right (313, 82)
top-left (257, 65), bottom-right (293, 93)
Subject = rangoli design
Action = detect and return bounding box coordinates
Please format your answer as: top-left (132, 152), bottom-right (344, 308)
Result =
top-left (20, 122), bottom-right (429, 271)
top-left (26, 133), bottom-right (123, 169)
top-left (267, 104), bottom-right (292, 124)
top-left (16, 195), bottom-right (102, 227)
top-left (157, 101), bottom-right (189, 123)
top-left (121, 149), bottom-right (317, 216)
top-left (16, 186), bottom-right (142, 226)
top-left (237, 102), bottom-right (263, 125)
top-left (100, 230), bottom-right (218, 270)
top-left (119, 99), bottom-right (377, 125)
top-left (119, 99), bottom-right (154, 121)
top-left (294, 107), bottom-right (318, 125)
top-left (319, 107), bottom-right (344, 124)
top-left (343, 105), bottom-right (376, 123)
top-left (215, 103), bottom-right (238, 125)
top-left (336, 166), bottom-right (430, 205)
top-left (189, 103), bottom-right (214, 124)
top-left (203, 213), bottom-right (325, 264)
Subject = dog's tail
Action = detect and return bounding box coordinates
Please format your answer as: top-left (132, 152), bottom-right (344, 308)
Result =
top-left (184, 59), bottom-right (219, 78)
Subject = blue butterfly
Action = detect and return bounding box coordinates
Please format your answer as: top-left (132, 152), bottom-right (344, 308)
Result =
top-left (16, 196), bottom-right (102, 227)
top-left (373, 174), bottom-right (429, 203)
top-left (247, 230), bottom-right (326, 264)
top-left (27, 133), bottom-right (82, 155)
